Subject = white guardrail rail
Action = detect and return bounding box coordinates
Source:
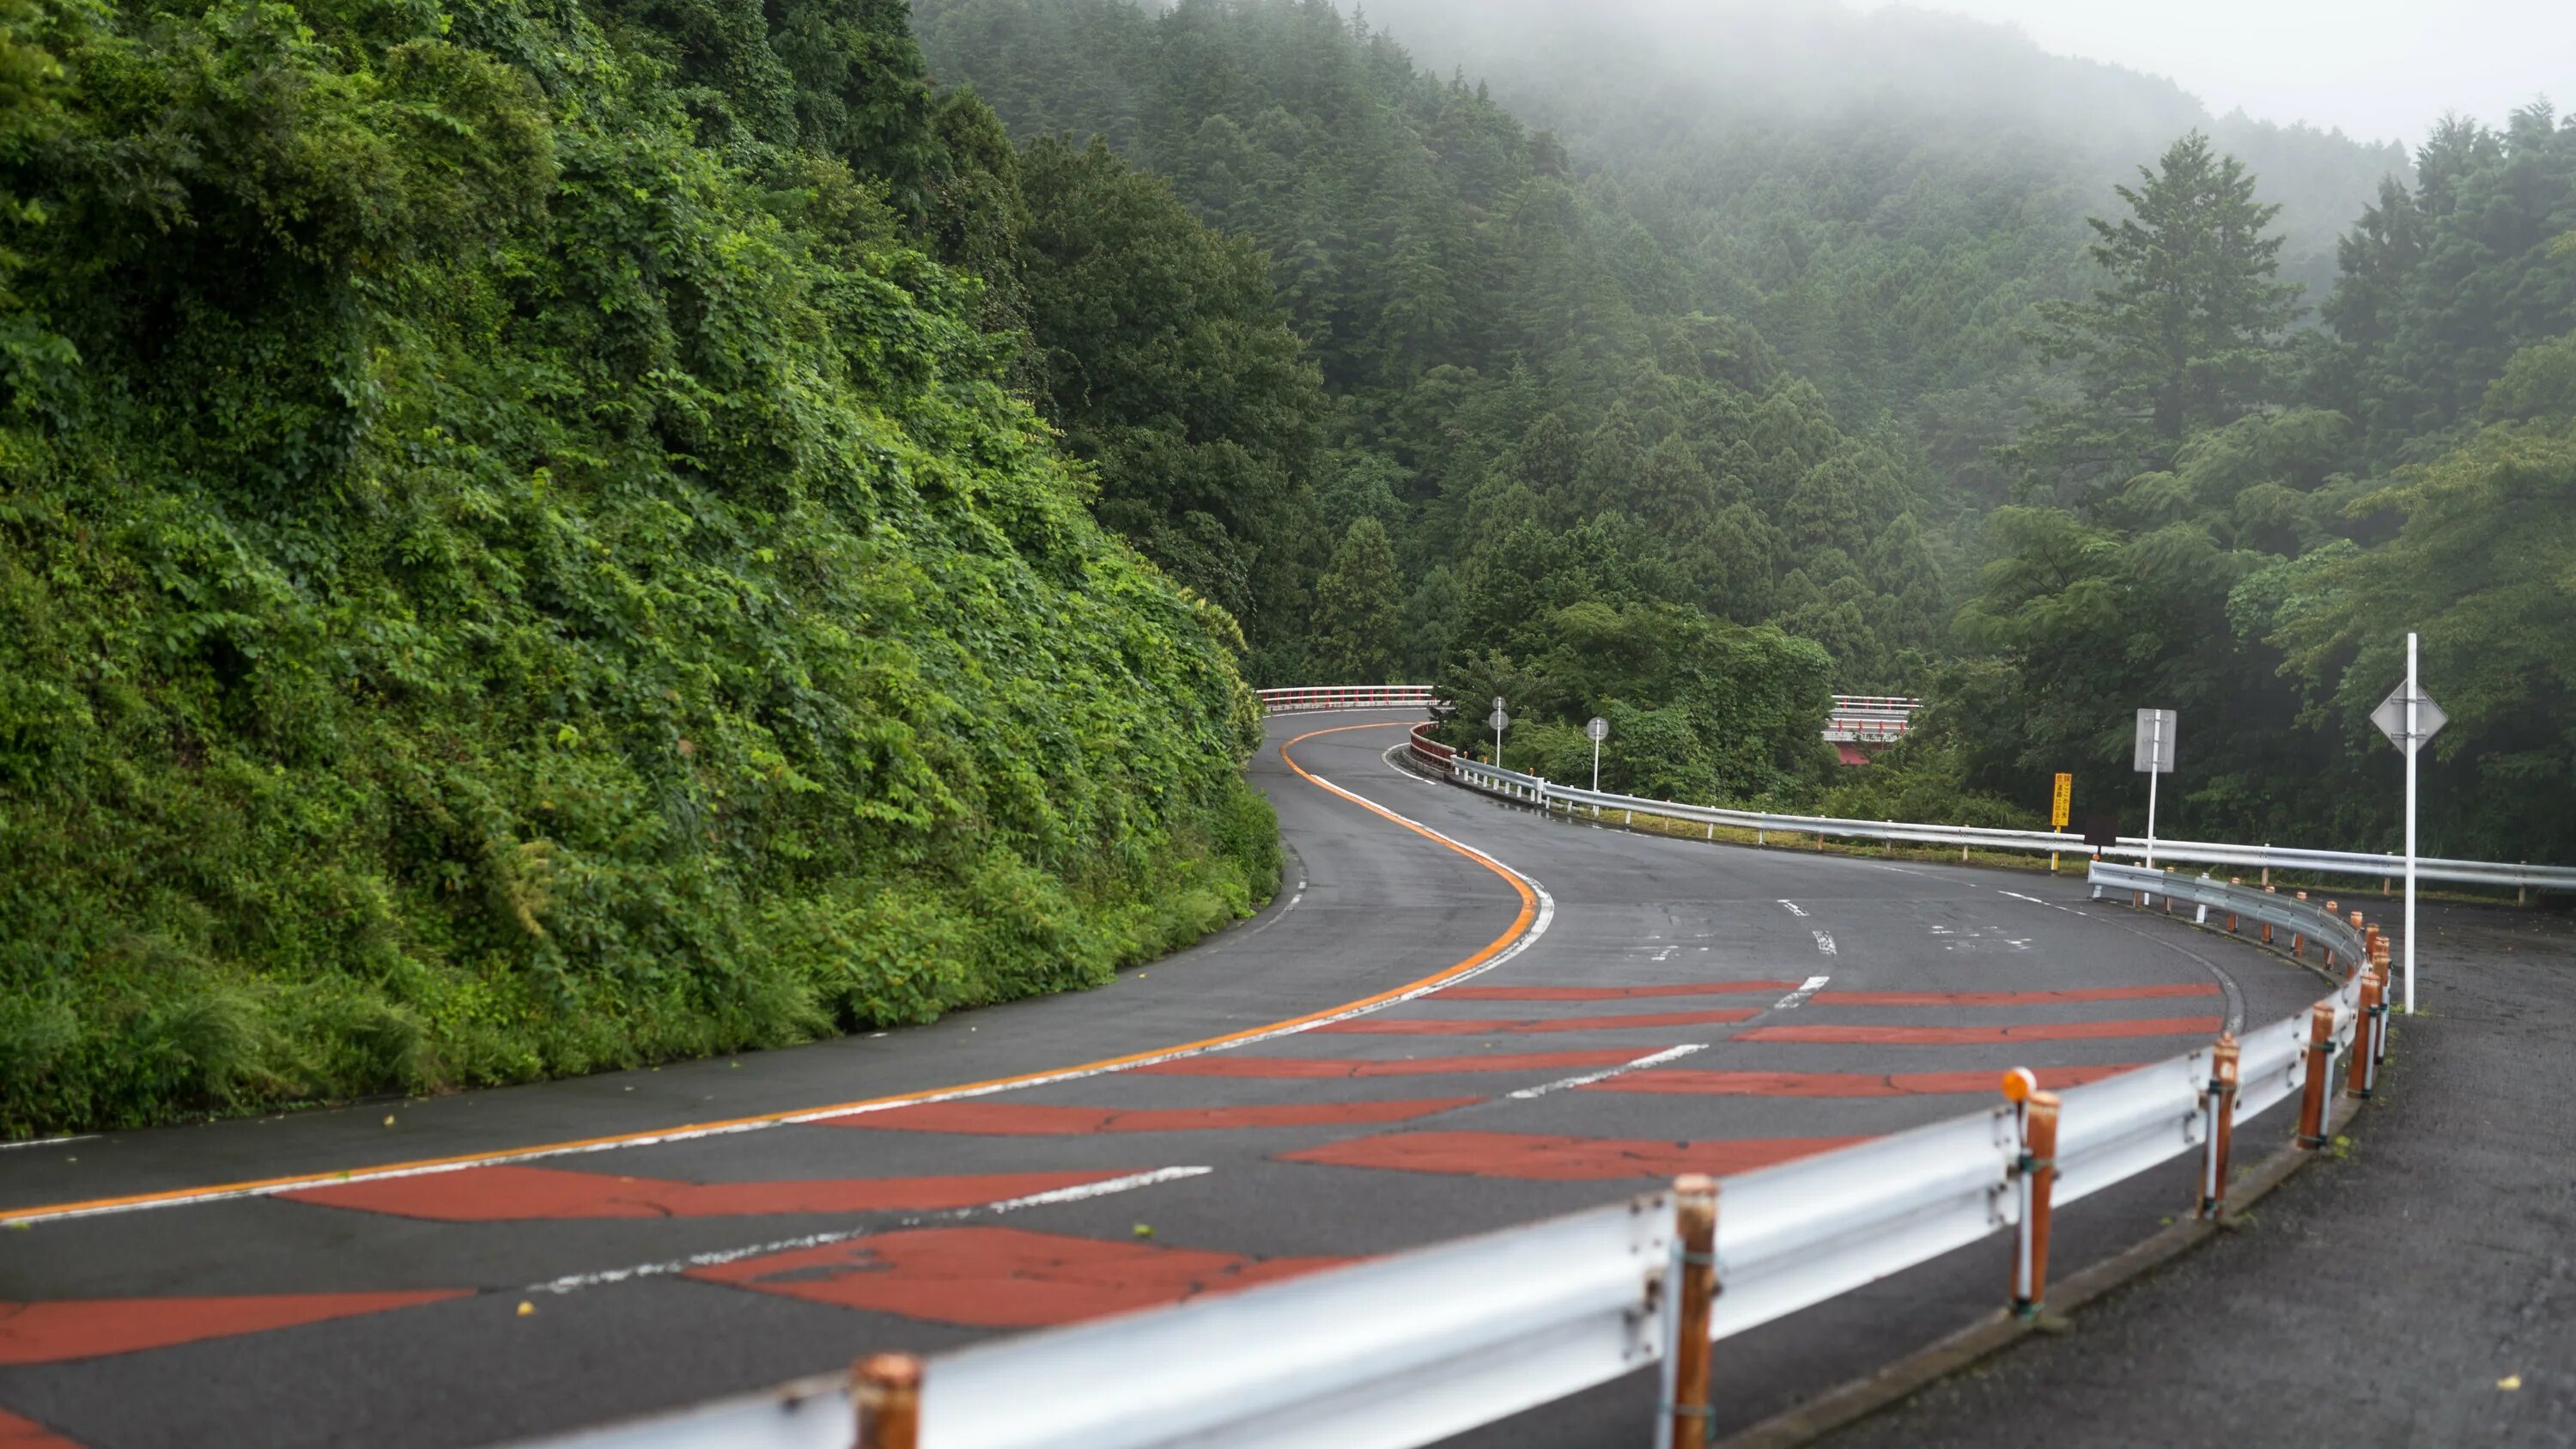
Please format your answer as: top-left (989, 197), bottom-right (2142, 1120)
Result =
top-left (1423, 728), bottom-right (2576, 893)
top-left (521, 701), bottom-right (2439, 1449)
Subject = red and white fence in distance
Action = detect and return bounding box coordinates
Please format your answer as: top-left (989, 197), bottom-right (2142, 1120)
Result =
top-left (1823, 695), bottom-right (1922, 744)
top-left (1255, 684), bottom-right (1437, 714)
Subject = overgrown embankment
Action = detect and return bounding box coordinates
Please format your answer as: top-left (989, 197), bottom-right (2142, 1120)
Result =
top-left (0, 0), bottom-right (1278, 1134)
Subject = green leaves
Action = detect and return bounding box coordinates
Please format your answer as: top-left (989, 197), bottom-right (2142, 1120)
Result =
top-left (0, 0), bottom-right (1275, 1135)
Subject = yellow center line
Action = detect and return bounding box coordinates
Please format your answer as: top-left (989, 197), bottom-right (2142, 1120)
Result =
top-left (3, 719), bottom-right (1534, 1226)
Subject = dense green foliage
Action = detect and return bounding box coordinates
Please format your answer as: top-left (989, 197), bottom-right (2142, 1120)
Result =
top-left (919, 0), bottom-right (1937, 776)
top-left (6, 0), bottom-right (2570, 1133)
top-left (1941, 110), bottom-right (2576, 861)
top-left (0, 0), bottom-right (1282, 1132)
top-left (921, 0), bottom-right (2576, 870)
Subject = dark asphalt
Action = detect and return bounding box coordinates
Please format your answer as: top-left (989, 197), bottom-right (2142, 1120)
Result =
top-left (1824, 898), bottom-right (2576, 1449)
top-left (0, 711), bottom-right (2331, 1448)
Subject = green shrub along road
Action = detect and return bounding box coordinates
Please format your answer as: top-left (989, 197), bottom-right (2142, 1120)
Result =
top-left (0, 0), bottom-right (1279, 1135)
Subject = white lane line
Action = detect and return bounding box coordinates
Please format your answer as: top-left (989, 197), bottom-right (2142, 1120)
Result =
top-left (16, 770), bottom-right (1558, 1227)
top-left (0, 1135), bottom-right (95, 1153)
top-left (1777, 899), bottom-right (1808, 917)
top-left (1234, 879), bottom-right (1309, 941)
top-left (1773, 975), bottom-right (1832, 1010)
top-left (527, 1167), bottom-right (1212, 1296)
top-left (1998, 890), bottom-right (2054, 907)
top-left (1378, 743), bottom-right (1432, 783)
top-left (1506, 1044), bottom-right (1707, 1100)
top-left (1811, 931), bottom-right (1838, 957)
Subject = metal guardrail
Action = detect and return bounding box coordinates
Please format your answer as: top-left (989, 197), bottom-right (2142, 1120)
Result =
top-left (524, 929), bottom-right (2379, 1449)
top-left (1446, 758), bottom-right (2576, 893)
top-left (519, 861), bottom-right (2393, 1449)
top-left (1257, 685), bottom-right (1436, 714)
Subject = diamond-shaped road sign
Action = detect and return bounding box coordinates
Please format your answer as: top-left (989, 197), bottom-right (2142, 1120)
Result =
top-left (2372, 686), bottom-right (2448, 753)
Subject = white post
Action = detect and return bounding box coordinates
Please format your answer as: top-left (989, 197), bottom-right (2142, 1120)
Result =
top-left (1591, 737), bottom-right (1601, 793)
top-left (2145, 711), bottom-right (2162, 870)
top-left (2404, 631), bottom-right (2419, 1014)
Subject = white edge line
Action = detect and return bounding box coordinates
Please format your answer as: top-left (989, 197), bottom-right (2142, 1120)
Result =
top-left (528, 1167), bottom-right (1213, 1296)
top-left (0, 1134), bottom-right (96, 1153)
top-left (1505, 1044), bottom-right (1706, 1100)
top-left (1811, 931), bottom-right (1838, 958)
top-left (15, 760), bottom-right (1556, 1226)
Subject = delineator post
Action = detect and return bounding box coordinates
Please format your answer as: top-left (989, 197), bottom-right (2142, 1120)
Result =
top-left (2003, 1070), bottom-right (2060, 1317)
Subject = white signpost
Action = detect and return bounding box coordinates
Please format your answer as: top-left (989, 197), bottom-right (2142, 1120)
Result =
top-left (2133, 709), bottom-right (2177, 868)
top-left (1586, 715), bottom-right (1609, 791)
top-left (2370, 633), bottom-right (2447, 1014)
top-left (1488, 697), bottom-right (1510, 770)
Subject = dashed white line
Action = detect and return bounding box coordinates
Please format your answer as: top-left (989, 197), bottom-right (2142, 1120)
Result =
top-left (1811, 931), bottom-right (1838, 957)
top-left (1777, 899), bottom-right (1809, 917)
top-left (1773, 975), bottom-right (1832, 1009)
top-left (1507, 1044), bottom-right (1707, 1100)
top-left (526, 1167), bottom-right (1212, 1296)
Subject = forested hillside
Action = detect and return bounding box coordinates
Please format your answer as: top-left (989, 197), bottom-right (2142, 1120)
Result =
top-left (1343, 0), bottom-right (2409, 502)
top-left (920, 0), bottom-right (2576, 864)
top-left (920, 0), bottom-right (1944, 797)
top-left (0, 0), bottom-right (1283, 1131)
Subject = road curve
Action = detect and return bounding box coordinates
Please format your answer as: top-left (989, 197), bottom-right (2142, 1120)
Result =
top-left (0, 712), bottom-right (2327, 1447)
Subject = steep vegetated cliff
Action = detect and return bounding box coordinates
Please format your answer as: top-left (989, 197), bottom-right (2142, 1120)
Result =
top-left (0, 0), bottom-right (1279, 1132)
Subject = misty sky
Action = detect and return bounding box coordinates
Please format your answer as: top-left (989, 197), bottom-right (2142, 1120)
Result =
top-left (1858, 0), bottom-right (2573, 143)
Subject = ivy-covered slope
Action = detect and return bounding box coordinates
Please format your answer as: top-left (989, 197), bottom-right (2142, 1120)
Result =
top-left (0, 0), bottom-right (1278, 1133)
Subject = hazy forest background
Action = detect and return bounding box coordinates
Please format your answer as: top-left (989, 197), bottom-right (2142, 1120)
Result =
top-left (1, 0), bottom-right (2568, 1129)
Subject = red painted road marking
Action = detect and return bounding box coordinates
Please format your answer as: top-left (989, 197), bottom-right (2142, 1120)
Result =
top-left (1314, 1009), bottom-right (1759, 1036)
top-left (1134, 1050), bottom-right (1642, 1079)
top-left (1433, 982), bottom-right (1797, 1002)
top-left (1738, 1016), bottom-right (2225, 1044)
top-left (1584, 1064), bottom-right (2142, 1098)
top-left (1279, 1131), bottom-right (1865, 1181)
top-left (820, 1099), bottom-right (1479, 1135)
top-left (685, 1227), bottom-right (1347, 1328)
top-left (1810, 984), bottom-right (2221, 1007)
top-left (283, 1166), bottom-right (1140, 1221)
top-left (0, 1409), bottom-right (82, 1448)
top-left (0, 1291), bottom-right (470, 1366)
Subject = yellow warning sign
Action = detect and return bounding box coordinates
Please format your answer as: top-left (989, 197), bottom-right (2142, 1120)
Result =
top-left (2050, 773), bottom-right (2074, 829)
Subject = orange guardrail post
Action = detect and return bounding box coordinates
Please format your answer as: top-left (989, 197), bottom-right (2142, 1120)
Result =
top-left (2296, 1002), bottom-right (2336, 1148)
top-left (1668, 1174), bottom-right (1718, 1447)
top-left (2003, 1069), bottom-right (2060, 1318)
top-left (2347, 971), bottom-right (2381, 1099)
top-left (2292, 892), bottom-right (2307, 957)
top-left (2200, 1033), bottom-right (2240, 1219)
top-left (2227, 879), bottom-right (2240, 933)
top-left (855, 1354), bottom-right (921, 1449)
top-left (2370, 939), bottom-right (2394, 1065)
top-left (2262, 886), bottom-right (2275, 944)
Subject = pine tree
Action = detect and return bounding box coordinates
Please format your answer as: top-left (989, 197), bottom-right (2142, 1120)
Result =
top-left (2016, 132), bottom-right (2304, 495)
top-left (1309, 516), bottom-right (1405, 683)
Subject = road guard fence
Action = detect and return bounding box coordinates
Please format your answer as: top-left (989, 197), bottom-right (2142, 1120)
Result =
top-left (1425, 745), bottom-right (2576, 894)
top-left (1257, 685), bottom-right (1437, 715)
top-left (520, 871), bottom-right (2394, 1449)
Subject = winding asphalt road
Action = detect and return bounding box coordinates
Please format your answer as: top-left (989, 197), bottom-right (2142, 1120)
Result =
top-left (0, 711), bottom-right (2330, 1448)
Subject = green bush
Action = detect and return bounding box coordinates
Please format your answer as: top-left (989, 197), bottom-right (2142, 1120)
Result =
top-left (0, 0), bottom-right (1276, 1134)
